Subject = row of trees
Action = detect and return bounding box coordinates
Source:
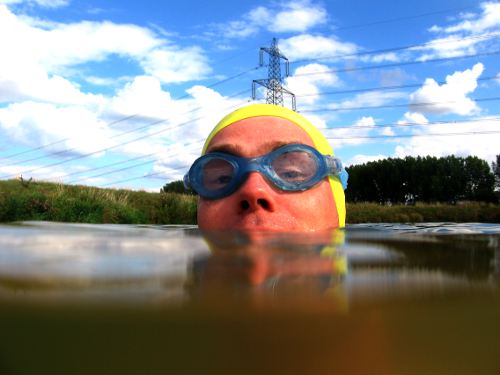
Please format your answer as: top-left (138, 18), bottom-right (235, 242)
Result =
top-left (345, 155), bottom-right (499, 204)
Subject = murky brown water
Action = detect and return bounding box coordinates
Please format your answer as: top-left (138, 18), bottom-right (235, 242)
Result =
top-left (0, 222), bottom-right (499, 375)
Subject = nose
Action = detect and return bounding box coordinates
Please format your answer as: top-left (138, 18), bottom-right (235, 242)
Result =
top-left (235, 172), bottom-right (276, 213)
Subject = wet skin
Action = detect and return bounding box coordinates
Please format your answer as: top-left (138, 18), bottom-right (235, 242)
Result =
top-left (197, 116), bottom-right (339, 232)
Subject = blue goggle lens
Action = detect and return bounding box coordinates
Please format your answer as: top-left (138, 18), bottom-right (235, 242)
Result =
top-left (271, 149), bottom-right (318, 185)
top-left (202, 158), bottom-right (236, 191)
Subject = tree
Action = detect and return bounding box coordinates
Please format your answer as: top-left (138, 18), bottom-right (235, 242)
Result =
top-left (492, 154), bottom-right (500, 192)
top-left (345, 155), bottom-right (496, 204)
top-left (463, 156), bottom-right (496, 202)
top-left (161, 180), bottom-right (196, 195)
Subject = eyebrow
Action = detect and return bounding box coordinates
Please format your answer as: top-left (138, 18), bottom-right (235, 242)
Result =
top-left (206, 143), bottom-right (244, 155)
top-left (207, 140), bottom-right (305, 155)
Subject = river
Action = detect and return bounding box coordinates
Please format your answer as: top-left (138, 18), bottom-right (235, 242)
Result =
top-left (0, 222), bottom-right (499, 375)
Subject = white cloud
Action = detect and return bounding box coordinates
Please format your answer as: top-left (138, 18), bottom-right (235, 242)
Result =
top-left (325, 116), bottom-right (378, 148)
top-left (280, 34), bottom-right (358, 61)
top-left (333, 90), bottom-right (407, 111)
top-left (398, 112), bottom-right (429, 125)
top-left (0, 4), bottom-right (211, 94)
top-left (430, 2), bottom-right (500, 34)
top-left (409, 63), bottom-right (484, 115)
top-left (393, 117), bottom-right (500, 164)
top-left (220, 19), bottom-right (260, 39)
top-left (354, 116), bottom-right (376, 127)
top-left (0, 0), bottom-right (69, 8)
top-left (413, 34), bottom-right (482, 61)
top-left (378, 68), bottom-right (413, 87)
top-left (0, 82), bottom-right (250, 183)
top-left (270, 1), bottom-right (327, 33)
top-left (107, 76), bottom-right (174, 120)
top-left (209, 1), bottom-right (327, 39)
top-left (0, 59), bottom-right (105, 106)
top-left (83, 76), bottom-right (125, 87)
top-left (0, 101), bottom-right (111, 155)
top-left (285, 63), bottom-right (340, 104)
top-left (152, 148), bottom-right (199, 182)
top-left (0, 0), bottom-right (216, 183)
top-left (361, 52), bottom-right (400, 63)
top-left (380, 126), bottom-right (395, 136)
top-left (141, 46), bottom-right (210, 83)
top-left (419, 3), bottom-right (500, 60)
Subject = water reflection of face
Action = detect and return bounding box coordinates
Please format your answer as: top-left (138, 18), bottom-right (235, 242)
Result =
top-left (191, 230), bottom-right (346, 295)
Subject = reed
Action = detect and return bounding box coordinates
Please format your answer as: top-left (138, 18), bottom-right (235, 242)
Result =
top-left (0, 180), bottom-right (498, 224)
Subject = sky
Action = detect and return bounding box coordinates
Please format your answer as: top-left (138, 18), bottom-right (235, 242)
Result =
top-left (0, 0), bottom-right (499, 191)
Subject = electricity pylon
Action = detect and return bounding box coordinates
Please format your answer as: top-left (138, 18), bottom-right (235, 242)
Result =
top-left (252, 38), bottom-right (296, 111)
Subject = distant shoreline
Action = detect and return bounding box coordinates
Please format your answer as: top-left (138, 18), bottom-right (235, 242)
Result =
top-left (1, 180), bottom-right (499, 224)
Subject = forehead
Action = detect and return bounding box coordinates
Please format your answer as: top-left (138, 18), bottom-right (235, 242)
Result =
top-left (206, 116), bottom-right (315, 156)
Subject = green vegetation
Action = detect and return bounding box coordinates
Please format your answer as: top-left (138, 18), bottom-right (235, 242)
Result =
top-left (161, 179), bottom-right (195, 195)
top-left (492, 155), bottom-right (500, 192)
top-left (1, 179), bottom-right (499, 224)
top-left (346, 202), bottom-right (500, 224)
top-left (0, 179), bottom-right (197, 224)
top-left (346, 155), bottom-right (498, 204)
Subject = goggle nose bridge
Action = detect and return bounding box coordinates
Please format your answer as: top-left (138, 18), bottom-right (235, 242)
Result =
top-left (237, 155), bottom-right (275, 176)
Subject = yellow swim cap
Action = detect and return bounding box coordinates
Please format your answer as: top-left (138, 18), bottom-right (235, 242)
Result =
top-left (202, 103), bottom-right (346, 228)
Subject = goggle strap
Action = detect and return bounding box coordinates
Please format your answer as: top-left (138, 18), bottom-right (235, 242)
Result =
top-left (325, 156), bottom-right (343, 176)
top-left (183, 174), bottom-right (191, 189)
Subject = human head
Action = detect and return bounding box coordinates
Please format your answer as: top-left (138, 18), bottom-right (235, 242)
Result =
top-left (189, 104), bottom-right (346, 232)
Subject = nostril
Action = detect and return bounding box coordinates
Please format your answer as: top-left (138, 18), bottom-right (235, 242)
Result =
top-left (240, 200), bottom-right (250, 210)
top-left (257, 199), bottom-right (270, 210)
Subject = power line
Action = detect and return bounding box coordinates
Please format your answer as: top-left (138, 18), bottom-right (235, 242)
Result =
top-left (96, 117), bottom-right (500, 187)
top-left (0, 138), bottom-right (70, 161)
top-left (291, 50), bottom-right (500, 79)
top-left (0, 98), bottom-right (251, 181)
top-left (66, 139), bottom-right (203, 185)
top-left (331, 4), bottom-right (478, 32)
top-left (327, 130), bottom-right (500, 140)
top-left (98, 129), bottom-right (500, 188)
top-left (289, 32), bottom-right (500, 65)
top-left (322, 117), bottom-right (500, 131)
top-left (62, 152), bottom-right (157, 179)
top-left (0, 66), bottom-right (259, 162)
top-left (3, 37), bottom-right (498, 164)
top-left (295, 75), bottom-right (499, 99)
top-left (299, 96), bottom-right (500, 113)
top-left (3, 27), bottom-right (499, 185)
top-left (98, 165), bottom-right (189, 188)
top-left (69, 158), bottom-right (157, 185)
top-left (0, 89), bottom-right (251, 172)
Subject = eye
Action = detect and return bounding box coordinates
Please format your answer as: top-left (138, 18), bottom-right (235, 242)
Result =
top-left (213, 175), bottom-right (232, 185)
top-left (202, 159), bottom-right (235, 190)
top-left (280, 170), bottom-right (304, 180)
top-left (272, 151), bottom-right (317, 183)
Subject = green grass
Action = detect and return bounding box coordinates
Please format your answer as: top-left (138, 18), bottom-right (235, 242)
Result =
top-left (346, 202), bottom-right (500, 223)
top-left (0, 179), bottom-right (197, 224)
top-left (1, 179), bottom-right (499, 224)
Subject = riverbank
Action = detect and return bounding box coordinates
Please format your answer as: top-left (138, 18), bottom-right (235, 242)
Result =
top-left (0, 180), bottom-right (196, 224)
top-left (0, 180), bottom-right (499, 224)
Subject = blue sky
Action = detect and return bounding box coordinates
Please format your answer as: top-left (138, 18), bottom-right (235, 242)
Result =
top-left (0, 0), bottom-right (499, 191)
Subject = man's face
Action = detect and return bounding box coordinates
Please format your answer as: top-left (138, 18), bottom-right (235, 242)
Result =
top-left (197, 116), bottom-right (339, 232)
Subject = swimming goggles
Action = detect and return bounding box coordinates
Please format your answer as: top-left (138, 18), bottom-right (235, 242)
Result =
top-left (184, 143), bottom-right (348, 200)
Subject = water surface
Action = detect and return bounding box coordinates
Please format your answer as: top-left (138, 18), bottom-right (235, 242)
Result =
top-left (0, 222), bottom-right (499, 375)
